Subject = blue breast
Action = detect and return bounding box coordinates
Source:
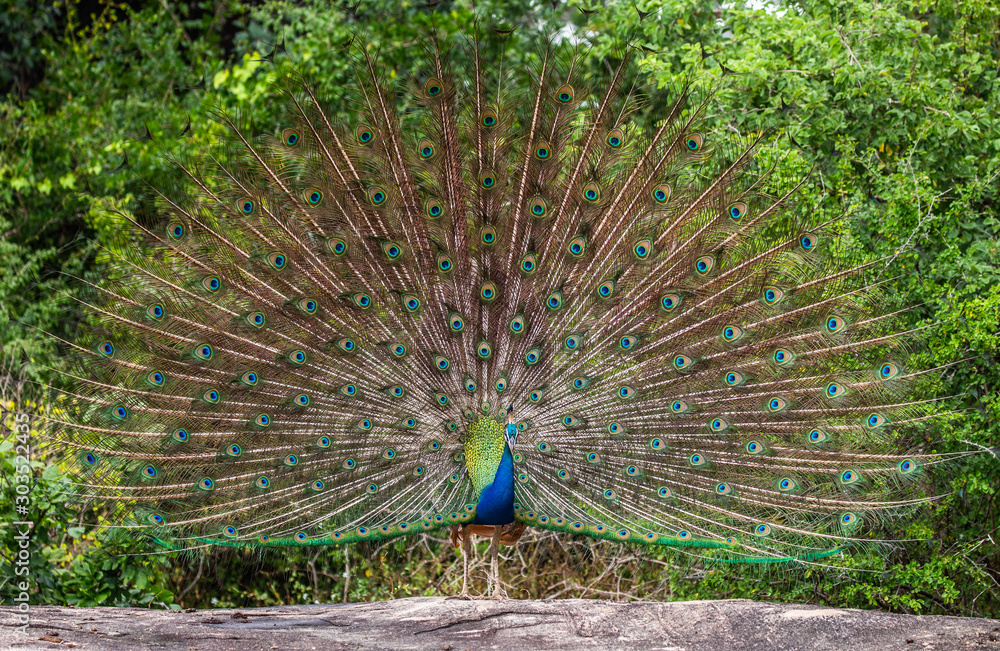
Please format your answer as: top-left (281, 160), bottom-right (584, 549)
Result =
top-left (473, 445), bottom-right (515, 525)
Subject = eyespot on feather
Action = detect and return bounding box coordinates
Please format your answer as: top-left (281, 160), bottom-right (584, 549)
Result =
top-left (417, 138), bottom-right (436, 160)
top-left (879, 362), bottom-right (900, 380)
top-left (356, 124), bottom-right (375, 145)
top-left (726, 202), bottom-right (747, 221)
top-left (555, 83), bottom-right (575, 103)
top-left (145, 303), bottom-right (165, 321)
top-left (426, 199), bottom-right (445, 219)
top-left (661, 293), bottom-right (682, 312)
top-left (533, 139), bottom-right (553, 161)
top-left (800, 232), bottom-right (819, 251)
top-left (381, 241), bottom-right (403, 260)
top-left (633, 238), bottom-right (653, 260)
top-left (479, 280), bottom-right (499, 303)
top-left (694, 255), bottom-right (714, 276)
top-left (762, 286), bottom-right (785, 305)
top-left (479, 170), bottom-right (497, 190)
top-left (166, 221), bottom-right (187, 241)
top-left (480, 107), bottom-right (498, 127)
top-left (529, 196), bottom-right (548, 218)
top-left (650, 184), bottom-right (670, 204)
top-left (327, 237), bottom-right (348, 257)
top-left (520, 252), bottom-right (538, 275)
top-left (424, 77), bottom-right (444, 97)
top-left (480, 224), bottom-right (498, 246)
top-left (281, 128), bottom-right (300, 147)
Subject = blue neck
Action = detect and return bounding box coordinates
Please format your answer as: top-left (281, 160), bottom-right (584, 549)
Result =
top-left (473, 444), bottom-right (515, 525)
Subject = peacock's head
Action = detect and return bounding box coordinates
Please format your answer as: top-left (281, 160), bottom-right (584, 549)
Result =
top-left (504, 404), bottom-right (517, 452)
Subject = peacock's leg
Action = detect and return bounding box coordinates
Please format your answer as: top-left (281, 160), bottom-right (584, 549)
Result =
top-left (446, 525), bottom-right (473, 599)
top-left (459, 525), bottom-right (472, 599)
top-left (487, 526), bottom-right (505, 599)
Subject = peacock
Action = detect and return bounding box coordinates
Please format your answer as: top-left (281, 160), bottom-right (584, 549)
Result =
top-left (40, 19), bottom-right (957, 600)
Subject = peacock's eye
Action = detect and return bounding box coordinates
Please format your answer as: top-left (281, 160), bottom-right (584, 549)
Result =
top-left (763, 286), bottom-right (785, 305)
top-left (327, 238), bottom-right (348, 256)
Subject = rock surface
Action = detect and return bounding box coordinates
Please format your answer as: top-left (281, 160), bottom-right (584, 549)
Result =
top-left (2, 598), bottom-right (999, 650)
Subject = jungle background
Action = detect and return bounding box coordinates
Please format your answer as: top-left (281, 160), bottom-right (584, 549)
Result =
top-left (1, 0), bottom-right (999, 615)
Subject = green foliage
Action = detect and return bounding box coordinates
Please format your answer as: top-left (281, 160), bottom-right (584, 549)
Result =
top-left (1, 406), bottom-right (178, 607)
top-left (1, 0), bottom-right (997, 614)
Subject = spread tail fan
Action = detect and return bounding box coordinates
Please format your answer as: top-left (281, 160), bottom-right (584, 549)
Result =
top-left (39, 24), bottom-right (962, 566)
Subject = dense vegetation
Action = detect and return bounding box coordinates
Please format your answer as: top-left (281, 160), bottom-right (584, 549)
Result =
top-left (1, 0), bottom-right (998, 615)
